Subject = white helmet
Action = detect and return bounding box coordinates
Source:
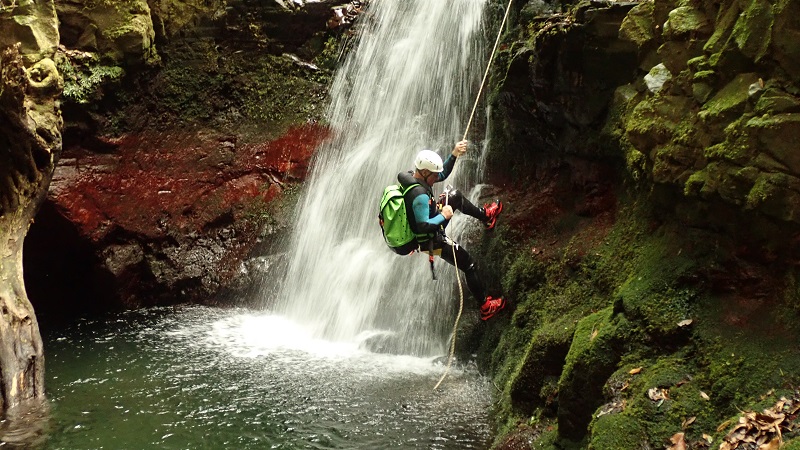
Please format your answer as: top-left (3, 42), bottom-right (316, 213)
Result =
top-left (414, 149), bottom-right (443, 172)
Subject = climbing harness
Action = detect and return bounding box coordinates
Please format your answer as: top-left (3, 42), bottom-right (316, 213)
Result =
top-left (434, 0), bottom-right (513, 391)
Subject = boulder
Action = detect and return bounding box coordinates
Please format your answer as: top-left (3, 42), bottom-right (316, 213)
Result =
top-left (56, 0), bottom-right (158, 65)
top-left (662, 5), bottom-right (712, 40)
top-left (0, 1), bottom-right (59, 64)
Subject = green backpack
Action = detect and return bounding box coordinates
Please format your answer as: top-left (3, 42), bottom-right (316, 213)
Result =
top-left (378, 183), bottom-right (420, 254)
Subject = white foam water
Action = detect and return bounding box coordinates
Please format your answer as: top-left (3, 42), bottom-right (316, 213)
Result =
top-left (266, 0), bottom-right (490, 357)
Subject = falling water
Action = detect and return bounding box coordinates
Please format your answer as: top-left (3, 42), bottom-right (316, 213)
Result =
top-left (270, 0), bottom-right (489, 356)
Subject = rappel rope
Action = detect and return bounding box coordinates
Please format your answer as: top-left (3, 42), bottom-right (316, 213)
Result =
top-left (433, 0), bottom-right (513, 391)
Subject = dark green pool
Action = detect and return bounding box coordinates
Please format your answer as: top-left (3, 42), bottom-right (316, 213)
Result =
top-left (39, 306), bottom-right (492, 449)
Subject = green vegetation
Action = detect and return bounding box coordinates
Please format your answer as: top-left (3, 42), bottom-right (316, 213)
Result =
top-left (481, 192), bottom-right (800, 448)
top-left (58, 54), bottom-right (124, 104)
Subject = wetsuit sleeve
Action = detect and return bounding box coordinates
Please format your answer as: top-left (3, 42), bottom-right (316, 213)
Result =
top-left (437, 154), bottom-right (456, 182)
top-left (411, 193), bottom-right (445, 233)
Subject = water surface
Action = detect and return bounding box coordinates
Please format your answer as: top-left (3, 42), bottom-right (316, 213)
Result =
top-left (42, 306), bottom-right (493, 449)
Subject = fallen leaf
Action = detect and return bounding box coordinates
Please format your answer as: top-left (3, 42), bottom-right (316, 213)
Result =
top-left (700, 391), bottom-right (710, 400)
top-left (590, 328), bottom-right (598, 341)
top-left (668, 432), bottom-right (687, 450)
top-left (717, 419), bottom-right (732, 432)
top-left (629, 367), bottom-right (642, 375)
top-left (702, 433), bottom-right (713, 443)
top-left (681, 416), bottom-right (696, 429)
top-left (759, 437), bottom-right (781, 450)
top-left (677, 319), bottom-right (693, 327)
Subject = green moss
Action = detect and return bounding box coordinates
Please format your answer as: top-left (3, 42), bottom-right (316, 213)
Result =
top-left (731, 0), bottom-right (774, 62)
top-left (508, 315), bottom-right (575, 412)
top-left (692, 69), bottom-right (716, 83)
top-left (105, 38), bottom-right (331, 133)
top-left (618, 2), bottom-right (655, 48)
top-left (754, 87), bottom-right (800, 115)
top-left (588, 413), bottom-right (646, 450)
top-left (57, 54), bottom-right (124, 104)
top-left (557, 307), bottom-right (636, 439)
top-left (703, 0), bottom-right (741, 55)
top-left (744, 173), bottom-right (783, 210)
top-left (698, 73), bottom-right (760, 124)
top-left (614, 353), bottom-right (720, 445)
top-left (486, 182), bottom-right (800, 449)
top-left (703, 141), bottom-right (749, 164)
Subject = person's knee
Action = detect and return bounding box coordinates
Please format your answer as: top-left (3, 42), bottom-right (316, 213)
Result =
top-left (449, 189), bottom-right (464, 202)
top-left (444, 189), bottom-right (464, 209)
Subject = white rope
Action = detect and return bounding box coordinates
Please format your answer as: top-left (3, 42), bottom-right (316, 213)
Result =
top-left (462, 0), bottom-right (514, 142)
top-left (434, 0), bottom-right (513, 391)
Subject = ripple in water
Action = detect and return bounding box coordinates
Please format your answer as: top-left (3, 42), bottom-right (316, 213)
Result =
top-left (41, 306), bottom-right (493, 449)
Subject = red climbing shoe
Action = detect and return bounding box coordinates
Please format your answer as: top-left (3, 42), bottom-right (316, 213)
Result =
top-left (483, 200), bottom-right (503, 229)
top-left (480, 296), bottom-right (506, 321)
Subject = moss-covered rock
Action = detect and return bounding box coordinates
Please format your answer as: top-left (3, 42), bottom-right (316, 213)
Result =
top-left (772, 0), bottom-right (800, 84)
top-left (508, 316), bottom-right (574, 414)
top-left (625, 95), bottom-right (693, 154)
top-left (557, 307), bottom-right (635, 439)
top-left (0, 1), bottom-right (60, 64)
top-left (731, 0), bottom-right (773, 62)
top-left (487, 0), bottom-right (800, 448)
top-left (618, 1), bottom-right (656, 50)
top-left (588, 413), bottom-right (646, 450)
top-left (662, 6), bottom-right (712, 40)
top-left (698, 72), bottom-right (760, 123)
top-left (56, 0), bottom-right (158, 65)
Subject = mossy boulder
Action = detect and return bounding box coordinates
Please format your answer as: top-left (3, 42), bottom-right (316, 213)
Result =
top-left (618, 1), bottom-right (656, 49)
top-left (748, 113), bottom-right (800, 174)
top-left (698, 72), bottom-right (760, 124)
top-left (662, 6), bottom-right (712, 40)
top-left (508, 316), bottom-right (575, 414)
top-left (0, 1), bottom-right (60, 64)
top-left (730, 0), bottom-right (773, 62)
top-left (754, 87), bottom-right (800, 115)
top-left (556, 307), bottom-right (635, 439)
top-left (56, 0), bottom-right (158, 65)
top-left (588, 413), bottom-right (646, 450)
top-left (658, 40), bottom-right (705, 75)
top-left (772, 0), bottom-right (800, 84)
top-left (625, 95), bottom-right (694, 155)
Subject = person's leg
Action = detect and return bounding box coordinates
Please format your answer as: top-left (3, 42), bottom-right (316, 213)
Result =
top-left (441, 189), bottom-right (485, 221)
top-left (441, 189), bottom-right (503, 229)
top-left (434, 235), bottom-right (485, 307)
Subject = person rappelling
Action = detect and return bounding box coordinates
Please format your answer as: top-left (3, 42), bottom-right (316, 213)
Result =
top-left (380, 140), bottom-right (505, 320)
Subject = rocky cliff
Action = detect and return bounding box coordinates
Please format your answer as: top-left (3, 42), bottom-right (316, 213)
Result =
top-left (0, 0), bottom-right (61, 423)
top-left (3, 0), bottom-right (799, 446)
top-left (477, 0), bottom-right (800, 447)
top-left (16, 0), bottom-right (357, 324)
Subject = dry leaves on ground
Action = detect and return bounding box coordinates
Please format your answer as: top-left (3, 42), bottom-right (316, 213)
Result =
top-left (718, 392), bottom-right (800, 450)
top-left (668, 432), bottom-right (687, 450)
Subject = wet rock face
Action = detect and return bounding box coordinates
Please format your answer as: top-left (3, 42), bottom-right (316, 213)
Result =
top-left (0, 2), bottom-right (59, 64)
top-left (613, 0), bottom-right (800, 225)
top-left (56, 0), bottom-right (158, 65)
top-left (487, 0), bottom-right (800, 445)
top-left (487, 0), bottom-right (640, 184)
top-left (0, 1), bottom-right (63, 415)
top-left (16, 0), bottom-right (350, 316)
top-left (25, 125), bottom-right (328, 315)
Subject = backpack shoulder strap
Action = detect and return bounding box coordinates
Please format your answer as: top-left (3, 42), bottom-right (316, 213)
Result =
top-left (401, 183), bottom-right (420, 196)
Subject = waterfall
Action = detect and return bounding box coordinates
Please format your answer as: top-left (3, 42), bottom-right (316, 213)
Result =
top-left (269, 0), bottom-right (489, 357)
